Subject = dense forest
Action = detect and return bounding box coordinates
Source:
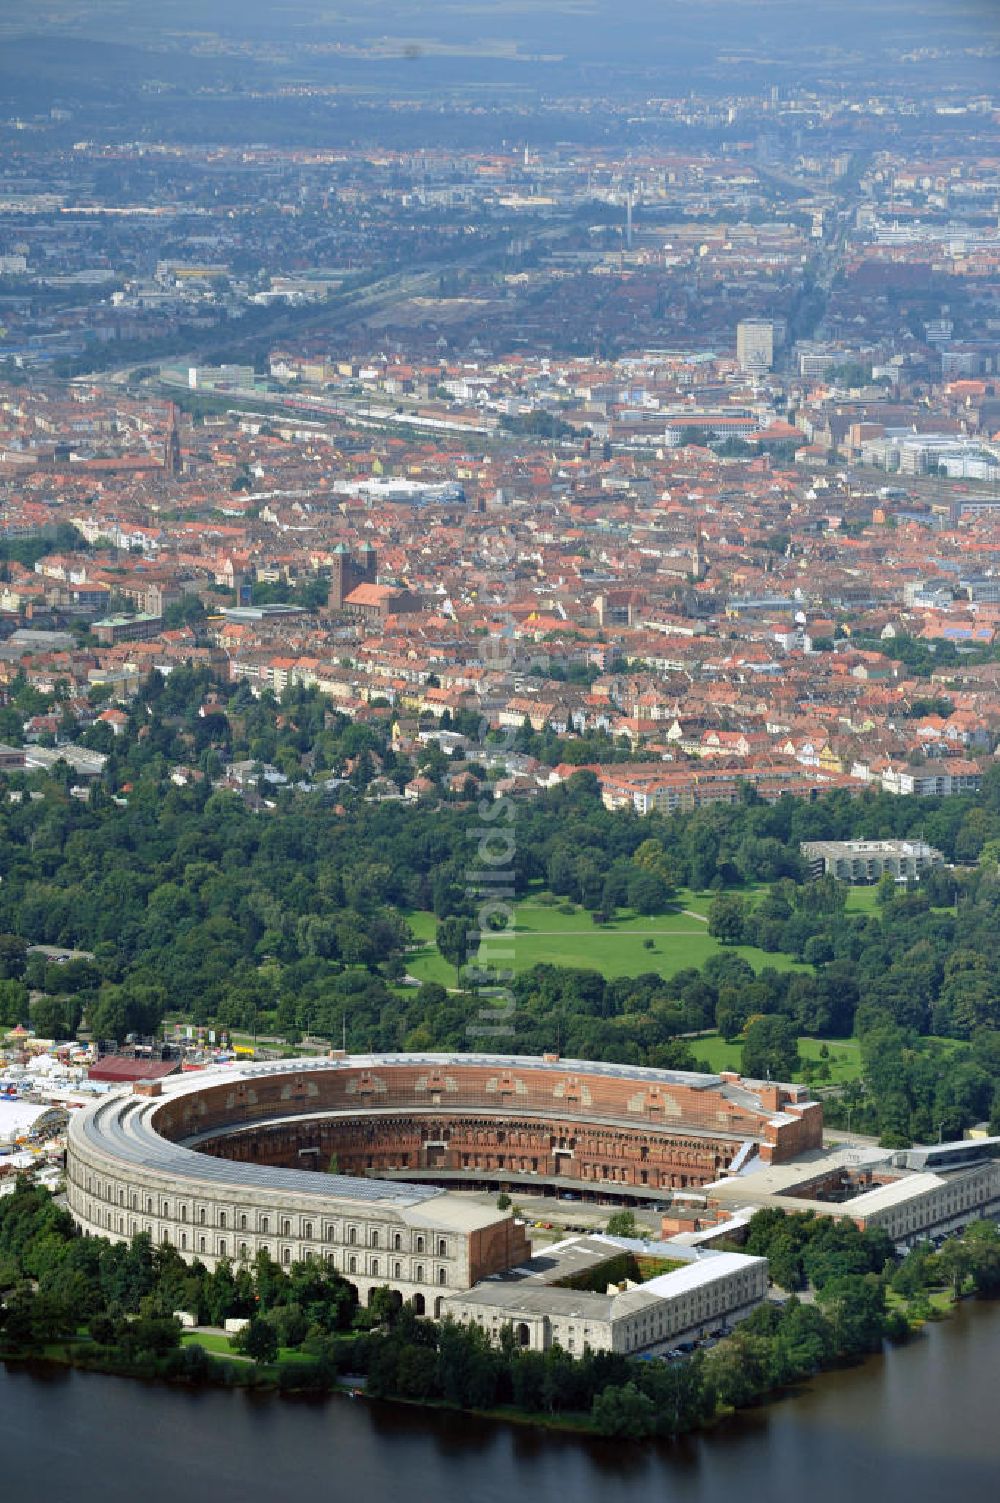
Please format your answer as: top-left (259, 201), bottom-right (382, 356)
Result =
top-left (1, 665), bottom-right (1000, 1144)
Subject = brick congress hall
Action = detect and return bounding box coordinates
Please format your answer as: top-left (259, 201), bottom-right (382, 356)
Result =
top-left (67, 1054), bottom-right (821, 1312)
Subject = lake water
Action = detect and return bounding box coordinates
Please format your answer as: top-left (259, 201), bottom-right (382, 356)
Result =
top-left (3, 1299), bottom-right (997, 1503)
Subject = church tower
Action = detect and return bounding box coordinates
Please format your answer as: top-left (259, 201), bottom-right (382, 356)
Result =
top-left (163, 404), bottom-right (182, 478)
top-left (691, 523), bottom-right (707, 581)
top-left (328, 543), bottom-right (348, 611)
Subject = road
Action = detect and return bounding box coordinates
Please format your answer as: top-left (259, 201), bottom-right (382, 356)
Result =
top-left (85, 220), bottom-right (574, 392)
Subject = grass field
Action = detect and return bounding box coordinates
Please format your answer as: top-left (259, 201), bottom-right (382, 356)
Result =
top-left (181, 1330), bottom-right (317, 1366)
top-left (403, 891), bottom-right (808, 987)
top-left (690, 1031), bottom-right (864, 1085)
top-left (844, 885), bottom-right (883, 915)
top-left (181, 1331), bottom-right (236, 1357)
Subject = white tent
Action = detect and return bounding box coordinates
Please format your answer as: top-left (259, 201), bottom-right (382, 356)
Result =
top-left (0, 1099), bottom-right (67, 1150)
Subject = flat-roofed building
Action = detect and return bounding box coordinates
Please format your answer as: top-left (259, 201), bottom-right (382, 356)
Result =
top-left (737, 319), bottom-right (775, 372)
top-left (442, 1235), bottom-right (768, 1357)
top-left (92, 613), bottom-right (162, 646)
top-left (800, 838), bottom-right (944, 884)
top-left (705, 1139), bottom-right (1000, 1249)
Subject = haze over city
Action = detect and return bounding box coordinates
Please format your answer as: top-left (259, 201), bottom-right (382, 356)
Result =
top-left (0, 1), bottom-right (999, 1496)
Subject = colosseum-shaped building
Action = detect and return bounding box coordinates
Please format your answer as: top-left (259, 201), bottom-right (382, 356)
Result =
top-left (66, 1053), bottom-right (821, 1308)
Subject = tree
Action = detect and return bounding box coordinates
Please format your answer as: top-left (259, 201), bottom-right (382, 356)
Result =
top-left (742, 1015), bottom-right (800, 1082)
top-left (0, 934), bottom-right (27, 980)
top-left (591, 1381), bottom-right (656, 1438)
top-left (436, 916), bottom-right (469, 981)
top-left (606, 1210), bottom-right (638, 1238)
top-left (270, 1301), bottom-right (309, 1348)
top-left (0, 978), bottom-right (28, 1028)
top-left (815, 1274), bottom-right (886, 1357)
top-left (707, 893), bottom-right (750, 945)
top-left (964, 1220), bottom-right (1000, 1293)
top-left (234, 1316), bottom-right (278, 1364)
top-left (395, 1343), bottom-right (439, 1398)
top-left (366, 1285), bottom-right (399, 1330)
top-left (702, 1331), bottom-right (772, 1408)
top-left (627, 868), bottom-right (672, 916)
top-left (30, 994), bottom-right (81, 1041)
top-left (766, 1232), bottom-right (805, 1292)
top-left (936, 1238), bottom-right (973, 1298)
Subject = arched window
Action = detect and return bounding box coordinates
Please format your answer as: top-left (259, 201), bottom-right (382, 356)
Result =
top-left (199, 1237), bottom-right (206, 1254)
top-left (394, 1261), bottom-right (402, 1279)
top-left (371, 1229), bottom-right (379, 1249)
top-left (371, 1259), bottom-right (379, 1278)
top-left (282, 1218), bottom-right (291, 1237)
top-left (219, 1211), bottom-right (227, 1229)
top-left (260, 1216), bottom-right (269, 1234)
top-left (348, 1226), bottom-right (357, 1245)
top-left (437, 1238), bottom-right (447, 1257)
top-left (240, 1213), bottom-right (247, 1230)
top-left (303, 1222), bottom-right (312, 1240)
top-left (181, 1233), bottom-right (187, 1250)
top-left (415, 1264), bottom-right (424, 1283)
top-left (415, 1235), bottom-right (424, 1254)
top-left (348, 1255), bottom-right (357, 1274)
top-left (282, 1248), bottom-right (291, 1265)
top-left (393, 1233), bottom-right (402, 1251)
top-left (239, 1242), bottom-right (248, 1259)
top-left (438, 1268), bottom-right (447, 1286)
top-left (199, 1207), bottom-right (206, 1225)
top-left (218, 1240), bottom-right (227, 1258)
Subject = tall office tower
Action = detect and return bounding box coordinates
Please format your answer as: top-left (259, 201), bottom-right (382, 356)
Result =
top-left (736, 319), bottom-right (775, 372)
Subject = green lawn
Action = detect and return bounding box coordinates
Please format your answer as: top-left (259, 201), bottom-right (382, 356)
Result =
top-left (690, 1031), bottom-right (863, 1086)
top-left (403, 893), bottom-right (807, 987)
top-left (844, 885), bottom-right (884, 915)
top-left (886, 1286), bottom-right (956, 1327)
top-left (181, 1331), bottom-right (240, 1357)
top-left (180, 1331), bottom-right (319, 1366)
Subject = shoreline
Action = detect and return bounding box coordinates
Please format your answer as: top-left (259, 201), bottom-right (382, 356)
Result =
top-left (0, 1287), bottom-right (979, 1442)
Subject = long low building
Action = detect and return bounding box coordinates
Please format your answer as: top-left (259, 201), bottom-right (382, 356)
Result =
top-left (704, 1138), bottom-right (1000, 1248)
top-left (444, 1235), bottom-right (768, 1357)
top-left (800, 838), bottom-right (944, 884)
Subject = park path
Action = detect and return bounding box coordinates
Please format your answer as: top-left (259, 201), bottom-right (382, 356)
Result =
top-left (507, 928), bottom-right (709, 936)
